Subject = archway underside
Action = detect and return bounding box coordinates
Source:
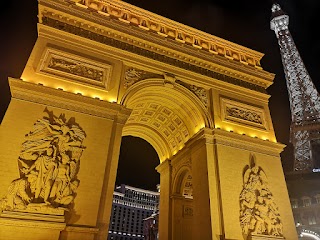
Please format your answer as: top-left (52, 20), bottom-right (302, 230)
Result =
top-left (122, 84), bottom-right (207, 162)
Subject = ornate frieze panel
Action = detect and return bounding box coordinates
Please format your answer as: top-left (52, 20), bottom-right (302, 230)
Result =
top-left (221, 97), bottom-right (267, 130)
top-left (38, 47), bottom-right (113, 90)
top-left (239, 155), bottom-right (283, 239)
top-left (0, 108), bottom-right (86, 213)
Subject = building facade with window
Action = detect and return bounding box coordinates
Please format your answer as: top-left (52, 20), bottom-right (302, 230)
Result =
top-left (108, 185), bottom-right (159, 240)
top-left (286, 173), bottom-right (320, 238)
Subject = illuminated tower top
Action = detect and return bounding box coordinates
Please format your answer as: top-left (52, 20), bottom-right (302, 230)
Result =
top-left (270, 3), bottom-right (320, 171)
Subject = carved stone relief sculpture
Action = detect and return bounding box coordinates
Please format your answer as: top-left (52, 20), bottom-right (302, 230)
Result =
top-left (0, 108), bottom-right (86, 213)
top-left (220, 97), bottom-right (267, 130)
top-left (226, 106), bottom-right (262, 124)
top-left (124, 68), bottom-right (163, 89)
top-left (239, 155), bottom-right (283, 239)
top-left (48, 57), bottom-right (104, 82)
top-left (176, 80), bottom-right (208, 108)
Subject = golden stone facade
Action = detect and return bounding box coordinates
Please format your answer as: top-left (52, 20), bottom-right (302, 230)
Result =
top-left (0, 0), bottom-right (297, 239)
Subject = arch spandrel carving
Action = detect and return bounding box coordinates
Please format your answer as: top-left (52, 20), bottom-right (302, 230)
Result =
top-left (1, 108), bottom-right (86, 214)
top-left (239, 154), bottom-right (283, 239)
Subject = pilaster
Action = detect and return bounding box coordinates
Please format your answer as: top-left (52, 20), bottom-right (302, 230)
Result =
top-left (156, 159), bottom-right (172, 240)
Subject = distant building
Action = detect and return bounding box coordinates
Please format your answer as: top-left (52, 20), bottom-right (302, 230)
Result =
top-left (286, 173), bottom-right (320, 239)
top-left (143, 212), bottom-right (159, 240)
top-left (108, 184), bottom-right (159, 240)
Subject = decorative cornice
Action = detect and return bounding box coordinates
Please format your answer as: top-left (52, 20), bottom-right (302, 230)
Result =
top-left (9, 78), bottom-right (131, 124)
top-left (41, 15), bottom-right (267, 94)
top-left (187, 128), bottom-right (285, 157)
top-left (66, 0), bottom-right (264, 68)
top-left (212, 129), bottom-right (285, 156)
top-left (37, 0), bottom-right (274, 93)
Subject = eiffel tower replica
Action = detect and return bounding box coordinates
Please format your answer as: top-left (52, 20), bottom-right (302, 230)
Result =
top-left (271, 3), bottom-right (320, 236)
top-left (271, 3), bottom-right (320, 173)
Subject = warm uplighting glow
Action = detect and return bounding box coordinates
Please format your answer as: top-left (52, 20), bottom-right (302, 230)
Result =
top-left (226, 128), bottom-right (233, 132)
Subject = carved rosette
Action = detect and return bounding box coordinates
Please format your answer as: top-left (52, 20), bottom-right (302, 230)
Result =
top-left (239, 155), bottom-right (283, 239)
top-left (0, 108), bottom-right (86, 212)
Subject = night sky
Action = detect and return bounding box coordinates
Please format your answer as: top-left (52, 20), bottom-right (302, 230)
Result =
top-left (1, 1), bottom-right (320, 191)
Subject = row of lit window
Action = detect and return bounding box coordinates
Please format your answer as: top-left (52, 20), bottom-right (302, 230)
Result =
top-left (113, 200), bottom-right (157, 210)
top-left (291, 196), bottom-right (320, 208)
top-left (108, 230), bottom-right (142, 237)
top-left (295, 215), bottom-right (317, 226)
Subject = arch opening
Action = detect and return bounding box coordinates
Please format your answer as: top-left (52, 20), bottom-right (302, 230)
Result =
top-left (116, 136), bottom-right (160, 191)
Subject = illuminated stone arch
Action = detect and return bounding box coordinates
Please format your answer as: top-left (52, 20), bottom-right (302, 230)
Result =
top-left (0, 0), bottom-right (298, 239)
top-left (121, 78), bottom-right (213, 162)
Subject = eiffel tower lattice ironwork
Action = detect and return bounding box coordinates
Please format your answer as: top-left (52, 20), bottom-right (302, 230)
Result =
top-left (270, 3), bottom-right (320, 171)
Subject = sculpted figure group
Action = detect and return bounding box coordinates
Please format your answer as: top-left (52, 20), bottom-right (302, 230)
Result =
top-left (239, 155), bottom-right (283, 238)
top-left (1, 109), bottom-right (86, 212)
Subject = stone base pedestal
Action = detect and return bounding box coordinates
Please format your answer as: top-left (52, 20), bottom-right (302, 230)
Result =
top-left (250, 234), bottom-right (285, 240)
top-left (0, 210), bottom-right (66, 240)
top-left (59, 225), bottom-right (99, 240)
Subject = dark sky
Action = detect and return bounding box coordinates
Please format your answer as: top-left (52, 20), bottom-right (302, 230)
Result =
top-left (1, 1), bottom-right (320, 191)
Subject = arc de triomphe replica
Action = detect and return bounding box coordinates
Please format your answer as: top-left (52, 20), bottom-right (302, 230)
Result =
top-left (0, 0), bottom-right (297, 240)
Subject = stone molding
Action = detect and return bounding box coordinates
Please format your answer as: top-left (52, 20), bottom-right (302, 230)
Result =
top-left (251, 234), bottom-right (285, 239)
top-left (9, 78), bottom-right (131, 124)
top-left (186, 128), bottom-right (285, 157)
top-left (212, 130), bottom-right (285, 156)
top-left (37, 1), bottom-right (275, 93)
top-left (155, 159), bottom-right (171, 174)
top-left (0, 211), bottom-right (66, 230)
top-left (65, 225), bottom-right (99, 233)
